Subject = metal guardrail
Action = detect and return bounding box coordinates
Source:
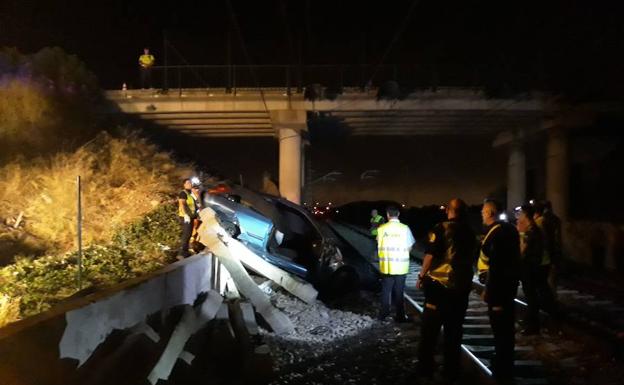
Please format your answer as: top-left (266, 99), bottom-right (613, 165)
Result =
top-left (138, 64), bottom-right (453, 94)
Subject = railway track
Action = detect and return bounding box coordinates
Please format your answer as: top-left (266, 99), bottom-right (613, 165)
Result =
top-left (328, 220), bottom-right (549, 384)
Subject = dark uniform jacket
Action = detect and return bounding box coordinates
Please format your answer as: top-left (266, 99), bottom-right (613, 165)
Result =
top-left (425, 219), bottom-right (477, 293)
top-left (480, 221), bottom-right (520, 305)
top-left (520, 223), bottom-right (544, 266)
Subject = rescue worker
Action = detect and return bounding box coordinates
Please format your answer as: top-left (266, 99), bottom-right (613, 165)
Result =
top-left (517, 204), bottom-right (552, 335)
top-left (478, 199), bottom-right (520, 383)
top-left (377, 206), bottom-right (415, 322)
top-left (370, 209), bottom-right (385, 238)
top-left (177, 178), bottom-right (197, 259)
top-left (138, 48), bottom-right (155, 89)
top-left (535, 200), bottom-right (562, 296)
top-left (417, 198), bottom-right (477, 381)
top-left (189, 184), bottom-right (203, 251)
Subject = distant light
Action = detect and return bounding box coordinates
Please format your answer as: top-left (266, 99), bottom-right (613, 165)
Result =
top-left (440, 205), bottom-right (445, 210)
top-left (191, 176), bottom-right (201, 185)
top-left (499, 213), bottom-right (508, 221)
top-left (401, 204), bottom-right (406, 208)
top-left (303, 202), bottom-right (308, 206)
top-left (514, 206), bottom-right (521, 211)
top-left (208, 93), bottom-right (214, 97)
top-left (529, 199), bottom-right (535, 205)
top-left (315, 202), bottom-right (319, 205)
top-left (328, 202), bottom-right (332, 205)
top-left (326, 206), bottom-right (330, 210)
top-left (335, 210), bottom-right (340, 213)
top-left (282, 93), bottom-right (288, 96)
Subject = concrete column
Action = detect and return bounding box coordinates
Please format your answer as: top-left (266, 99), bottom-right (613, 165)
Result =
top-left (279, 128), bottom-right (302, 204)
top-left (546, 126), bottom-right (569, 220)
top-left (507, 140), bottom-right (526, 210)
top-left (270, 110), bottom-right (307, 204)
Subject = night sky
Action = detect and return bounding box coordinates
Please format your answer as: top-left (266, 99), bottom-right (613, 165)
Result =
top-left (2, 1), bottom-right (623, 97)
top-left (2, 1), bottom-right (623, 208)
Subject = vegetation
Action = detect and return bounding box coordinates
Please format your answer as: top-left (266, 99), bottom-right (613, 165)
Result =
top-left (0, 204), bottom-right (181, 325)
top-left (0, 47), bottom-right (99, 161)
top-left (0, 47), bottom-right (203, 327)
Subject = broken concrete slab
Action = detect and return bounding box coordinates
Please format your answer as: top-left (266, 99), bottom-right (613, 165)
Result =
top-left (147, 290), bottom-right (223, 385)
top-left (197, 208), bottom-right (294, 335)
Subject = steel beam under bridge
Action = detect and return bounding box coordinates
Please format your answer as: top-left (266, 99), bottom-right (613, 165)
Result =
top-left (105, 88), bottom-right (547, 205)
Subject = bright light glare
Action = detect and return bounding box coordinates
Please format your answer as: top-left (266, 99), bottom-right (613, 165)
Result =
top-left (191, 176), bottom-right (201, 185)
top-left (499, 213), bottom-right (508, 221)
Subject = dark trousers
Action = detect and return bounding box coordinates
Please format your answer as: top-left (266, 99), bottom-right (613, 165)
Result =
top-left (379, 274), bottom-right (406, 319)
top-left (140, 67), bottom-right (152, 88)
top-left (179, 218), bottom-right (193, 257)
top-left (418, 278), bottom-right (469, 378)
top-left (521, 264), bottom-right (557, 331)
top-left (488, 297), bottom-right (516, 381)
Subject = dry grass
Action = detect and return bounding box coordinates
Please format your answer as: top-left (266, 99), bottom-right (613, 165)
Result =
top-left (0, 294), bottom-right (20, 328)
top-left (0, 131), bottom-right (194, 255)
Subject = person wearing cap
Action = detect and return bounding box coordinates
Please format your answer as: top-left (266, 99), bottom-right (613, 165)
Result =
top-left (417, 198), bottom-right (477, 381)
top-left (189, 184), bottom-right (203, 251)
top-left (177, 178), bottom-right (197, 259)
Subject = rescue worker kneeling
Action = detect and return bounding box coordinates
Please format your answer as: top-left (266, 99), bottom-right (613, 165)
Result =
top-left (417, 198), bottom-right (477, 380)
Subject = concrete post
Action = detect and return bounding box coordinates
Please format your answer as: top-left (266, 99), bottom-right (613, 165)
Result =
top-left (271, 110), bottom-right (307, 204)
top-left (546, 126), bottom-right (569, 220)
top-left (507, 140), bottom-right (526, 210)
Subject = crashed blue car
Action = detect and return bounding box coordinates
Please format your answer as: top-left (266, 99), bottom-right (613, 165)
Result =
top-left (202, 187), bottom-right (377, 295)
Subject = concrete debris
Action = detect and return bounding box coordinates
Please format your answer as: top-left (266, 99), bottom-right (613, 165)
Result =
top-left (197, 208), bottom-right (294, 334)
top-left (261, 290), bottom-right (375, 369)
top-left (147, 290), bottom-right (223, 385)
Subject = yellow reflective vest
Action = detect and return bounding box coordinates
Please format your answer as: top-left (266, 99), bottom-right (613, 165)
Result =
top-left (139, 54), bottom-right (155, 68)
top-left (477, 224), bottom-right (501, 274)
top-left (370, 214), bottom-right (384, 236)
top-left (377, 219), bottom-right (415, 275)
top-left (178, 190), bottom-right (196, 217)
top-left (534, 216), bottom-right (551, 265)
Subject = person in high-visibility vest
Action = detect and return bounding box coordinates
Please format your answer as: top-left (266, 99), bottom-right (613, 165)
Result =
top-left (377, 206), bottom-right (415, 322)
top-left (177, 178), bottom-right (197, 259)
top-left (370, 209), bottom-right (385, 237)
top-left (138, 48), bottom-right (155, 89)
top-left (189, 184), bottom-right (204, 252)
top-left (519, 204), bottom-right (558, 334)
top-left (478, 199), bottom-right (520, 383)
top-left (416, 198), bottom-right (477, 381)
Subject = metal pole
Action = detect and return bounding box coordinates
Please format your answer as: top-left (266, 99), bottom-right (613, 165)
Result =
top-left (76, 176), bottom-right (83, 290)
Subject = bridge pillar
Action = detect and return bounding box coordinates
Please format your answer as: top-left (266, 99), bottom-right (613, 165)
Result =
top-left (507, 138), bottom-right (527, 210)
top-left (546, 126), bottom-right (569, 220)
top-left (271, 110), bottom-right (307, 204)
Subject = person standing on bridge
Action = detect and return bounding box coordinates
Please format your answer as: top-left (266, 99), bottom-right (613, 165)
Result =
top-left (177, 178), bottom-right (197, 259)
top-left (370, 209), bottom-right (385, 238)
top-left (416, 198), bottom-right (477, 381)
top-left (478, 199), bottom-right (520, 384)
top-left (377, 206), bottom-right (415, 322)
top-left (138, 48), bottom-right (155, 89)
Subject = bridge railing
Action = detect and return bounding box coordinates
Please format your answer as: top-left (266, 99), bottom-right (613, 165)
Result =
top-left (142, 64), bottom-right (441, 94)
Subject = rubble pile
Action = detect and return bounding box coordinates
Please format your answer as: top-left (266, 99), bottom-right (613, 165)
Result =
top-left (260, 289), bottom-right (376, 367)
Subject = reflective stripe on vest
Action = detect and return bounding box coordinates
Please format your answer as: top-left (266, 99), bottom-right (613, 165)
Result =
top-left (378, 221), bottom-right (411, 275)
top-left (478, 224), bottom-right (501, 273)
top-left (178, 191), bottom-right (195, 217)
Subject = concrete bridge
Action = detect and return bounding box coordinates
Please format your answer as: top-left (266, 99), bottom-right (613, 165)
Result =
top-left (105, 87), bottom-right (574, 218)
